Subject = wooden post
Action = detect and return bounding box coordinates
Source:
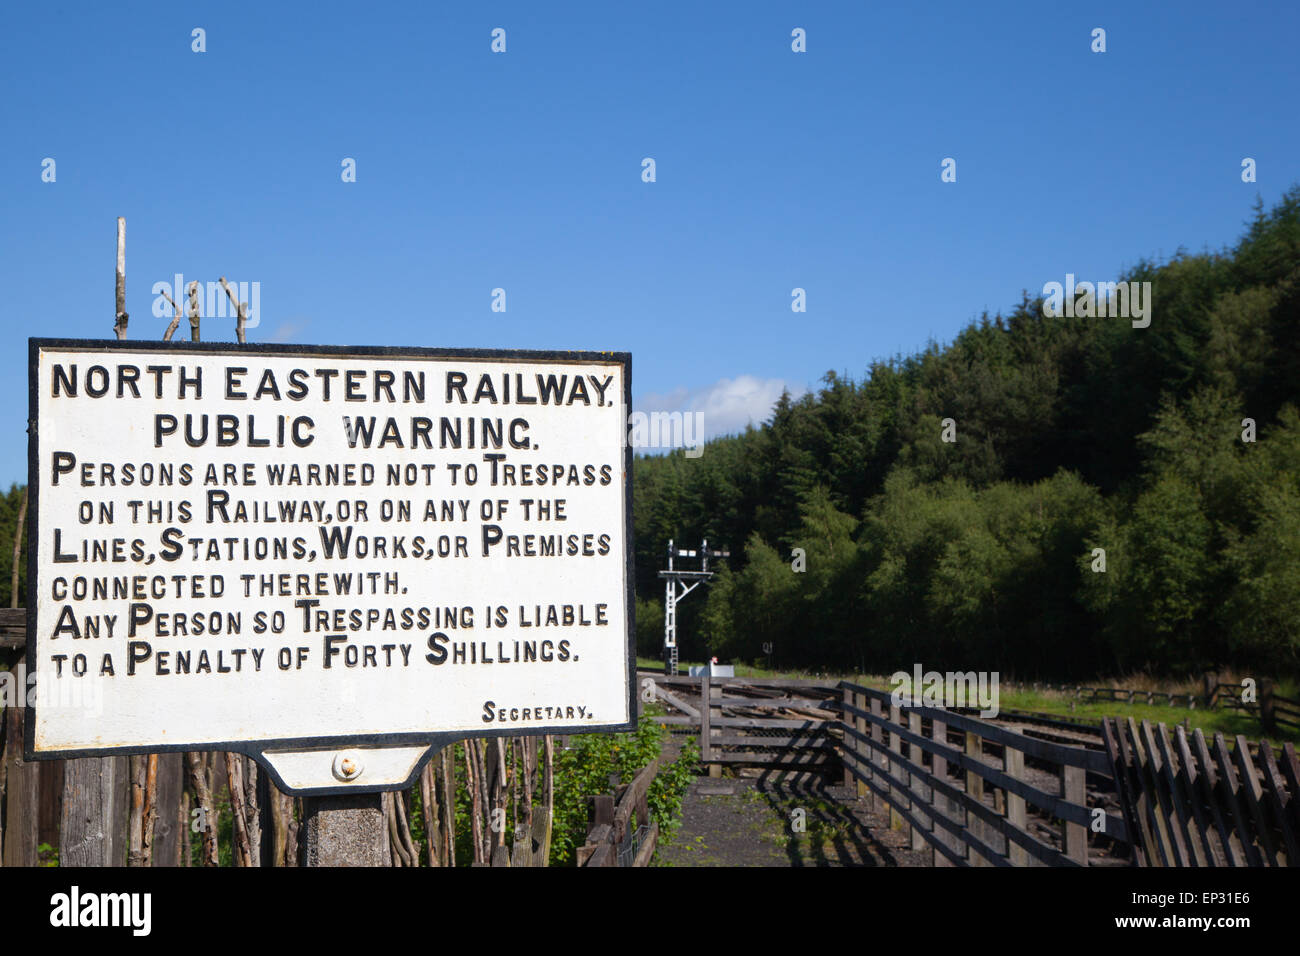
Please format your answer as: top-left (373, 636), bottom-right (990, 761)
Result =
top-left (443, 747), bottom-right (458, 866)
top-left (707, 681), bottom-right (721, 778)
top-left (965, 731), bottom-right (987, 866)
top-left (420, 760), bottom-right (441, 867)
top-left (854, 691), bottom-right (867, 799)
top-left (161, 288), bottom-right (183, 341)
top-left (300, 794), bottom-right (391, 866)
top-left (841, 686), bottom-right (853, 789)
top-left (1061, 764), bottom-right (1088, 865)
top-left (114, 218), bottom-right (128, 340)
top-left (258, 764), bottom-right (289, 866)
top-left (152, 753), bottom-right (185, 866)
top-left (1203, 671), bottom-right (1218, 709)
top-left (870, 696), bottom-right (884, 815)
top-left (887, 701), bottom-right (908, 838)
top-left (10, 489), bottom-right (26, 609)
top-left (218, 277), bottom-right (249, 344)
top-left (37, 760), bottom-right (63, 850)
top-left (1005, 743), bottom-right (1028, 866)
top-left (226, 753), bottom-right (255, 866)
top-left (700, 675), bottom-right (718, 777)
top-left (186, 752), bottom-right (219, 866)
top-left (699, 674), bottom-right (710, 762)
top-left (59, 756), bottom-right (129, 866)
top-left (127, 755), bottom-right (148, 865)
top-left (1259, 679), bottom-right (1276, 734)
top-left (932, 717), bottom-right (960, 865)
top-left (3, 692), bottom-right (37, 866)
top-left (907, 710), bottom-right (928, 852)
top-left (186, 281), bottom-right (201, 342)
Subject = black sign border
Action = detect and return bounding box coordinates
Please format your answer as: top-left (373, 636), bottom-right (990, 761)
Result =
top-left (25, 338), bottom-right (636, 796)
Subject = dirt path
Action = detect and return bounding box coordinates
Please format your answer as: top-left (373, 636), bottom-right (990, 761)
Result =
top-left (653, 771), bottom-right (932, 867)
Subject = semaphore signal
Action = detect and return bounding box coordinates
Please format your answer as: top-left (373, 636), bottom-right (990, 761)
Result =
top-left (658, 538), bottom-right (729, 676)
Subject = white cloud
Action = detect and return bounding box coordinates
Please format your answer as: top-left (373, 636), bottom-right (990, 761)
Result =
top-left (267, 318), bottom-right (309, 343)
top-left (637, 375), bottom-right (807, 443)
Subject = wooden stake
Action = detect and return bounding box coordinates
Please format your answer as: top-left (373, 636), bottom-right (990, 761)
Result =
top-left (226, 753), bottom-right (254, 866)
top-left (511, 738), bottom-right (520, 836)
top-left (186, 752), bottom-right (219, 866)
top-left (10, 488), bottom-right (25, 609)
top-left (383, 793), bottom-right (411, 866)
top-left (538, 737), bottom-right (555, 867)
top-left (395, 790), bottom-right (419, 864)
top-left (218, 276), bottom-right (249, 343)
top-left (268, 780), bottom-right (289, 867)
top-left (492, 738), bottom-right (507, 848)
top-left (420, 760), bottom-right (441, 866)
top-left (151, 753), bottom-right (184, 867)
top-left (127, 754), bottom-right (147, 866)
top-left (141, 753), bottom-right (159, 866)
top-left (186, 281), bottom-right (201, 342)
top-left (286, 795), bottom-right (301, 866)
top-left (114, 218), bottom-right (128, 339)
top-left (523, 736), bottom-right (536, 829)
top-left (441, 747), bottom-right (456, 866)
top-left (465, 741), bottom-right (484, 864)
top-left (181, 790), bottom-right (192, 866)
top-left (3, 688), bottom-right (40, 866)
top-left (242, 755), bottom-right (262, 866)
top-left (161, 288), bottom-right (183, 341)
top-left (543, 734), bottom-right (554, 813)
top-left (473, 738), bottom-right (492, 860)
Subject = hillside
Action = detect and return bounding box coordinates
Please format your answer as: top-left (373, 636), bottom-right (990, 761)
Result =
top-left (634, 188), bottom-right (1300, 680)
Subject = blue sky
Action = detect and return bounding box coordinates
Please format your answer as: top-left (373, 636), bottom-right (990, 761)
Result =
top-left (2, 1), bottom-right (1297, 486)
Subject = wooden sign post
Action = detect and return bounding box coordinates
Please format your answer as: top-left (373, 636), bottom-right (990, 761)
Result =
top-left (26, 340), bottom-right (635, 864)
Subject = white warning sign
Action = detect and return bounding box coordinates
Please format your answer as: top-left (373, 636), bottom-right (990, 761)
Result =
top-left (26, 340), bottom-right (634, 791)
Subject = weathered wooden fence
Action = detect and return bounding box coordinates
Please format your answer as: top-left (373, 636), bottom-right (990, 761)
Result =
top-left (650, 674), bottom-right (840, 773)
top-left (1102, 717), bottom-right (1300, 867)
top-left (1203, 680), bottom-right (1300, 735)
top-left (838, 681), bottom-right (1125, 866)
top-left (1074, 675), bottom-right (1299, 733)
top-left (647, 672), bottom-right (1296, 867)
top-left (577, 758), bottom-right (659, 867)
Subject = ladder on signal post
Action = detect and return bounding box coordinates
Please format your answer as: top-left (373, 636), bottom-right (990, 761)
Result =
top-left (658, 538), bottom-right (729, 676)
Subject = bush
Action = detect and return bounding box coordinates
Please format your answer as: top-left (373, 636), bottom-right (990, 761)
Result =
top-left (549, 713), bottom-right (697, 866)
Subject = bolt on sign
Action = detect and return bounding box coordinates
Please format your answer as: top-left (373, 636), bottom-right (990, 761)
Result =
top-left (26, 340), bottom-right (634, 794)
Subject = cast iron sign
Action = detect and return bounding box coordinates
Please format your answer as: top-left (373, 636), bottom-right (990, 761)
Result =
top-left (26, 340), bottom-right (634, 794)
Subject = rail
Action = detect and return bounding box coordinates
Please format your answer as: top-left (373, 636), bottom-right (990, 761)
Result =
top-left (578, 758), bottom-right (660, 867)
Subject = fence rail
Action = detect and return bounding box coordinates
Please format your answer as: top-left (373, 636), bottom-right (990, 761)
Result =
top-left (0, 608), bottom-right (23, 649)
top-left (1077, 675), bottom-right (1300, 733)
top-left (578, 758), bottom-right (659, 867)
top-left (1208, 683), bottom-right (1300, 733)
top-left (838, 682), bottom-right (1123, 867)
top-left (648, 673), bottom-right (840, 773)
top-left (642, 671), bottom-right (1296, 866)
